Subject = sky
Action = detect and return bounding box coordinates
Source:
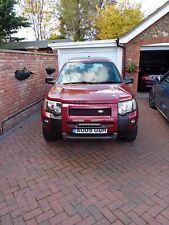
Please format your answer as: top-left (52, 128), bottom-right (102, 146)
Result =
top-left (15, 0), bottom-right (168, 41)
top-left (130, 0), bottom-right (168, 15)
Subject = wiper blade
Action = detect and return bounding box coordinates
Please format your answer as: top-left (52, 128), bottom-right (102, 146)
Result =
top-left (92, 81), bottom-right (121, 84)
top-left (62, 81), bottom-right (94, 84)
top-left (62, 81), bottom-right (121, 85)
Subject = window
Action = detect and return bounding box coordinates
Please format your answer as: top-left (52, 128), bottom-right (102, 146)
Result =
top-left (58, 62), bottom-right (122, 84)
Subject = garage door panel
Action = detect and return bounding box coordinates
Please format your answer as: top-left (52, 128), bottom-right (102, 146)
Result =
top-left (58, 47), bottom-right (122, 74)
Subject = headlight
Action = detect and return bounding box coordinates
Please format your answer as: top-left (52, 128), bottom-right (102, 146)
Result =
top-left (118, 99), bottom-right (137, 115)
top-left (45, 100), bottom-right (62, 116)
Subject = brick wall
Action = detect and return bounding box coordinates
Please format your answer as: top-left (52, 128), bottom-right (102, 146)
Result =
top-left (0, 50), bottom-right (58, 133)
top-left (124, 13), bottom-right (169, 94)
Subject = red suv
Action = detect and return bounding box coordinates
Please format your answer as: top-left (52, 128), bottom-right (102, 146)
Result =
top-left (42, 58), bottom-right (139, 142)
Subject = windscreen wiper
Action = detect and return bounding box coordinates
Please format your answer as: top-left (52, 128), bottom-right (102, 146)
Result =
top-left (91, 81), bottom-right (122, 84)
top-left (62, 81), bottom-right (121, 85)
top-left (62, 81), bottom-right (94, 84)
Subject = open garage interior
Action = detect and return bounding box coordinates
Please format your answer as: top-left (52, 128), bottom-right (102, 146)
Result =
top-left (138, 47), bottom-right (169, 91)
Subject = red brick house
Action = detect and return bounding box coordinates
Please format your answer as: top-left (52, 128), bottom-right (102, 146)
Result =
top-left (119, 1), bottom-right (169, 93)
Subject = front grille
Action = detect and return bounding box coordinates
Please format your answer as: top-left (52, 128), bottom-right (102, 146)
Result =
top-left (66, 122), bottom-right (113, 127)
top-left (69, 108), bottom-right (111, 116)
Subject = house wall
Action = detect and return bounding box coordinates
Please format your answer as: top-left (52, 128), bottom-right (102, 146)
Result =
top-left (125, 13), bottom-right (169, 94)
top-left (0, 50), bottom-right (58, 133)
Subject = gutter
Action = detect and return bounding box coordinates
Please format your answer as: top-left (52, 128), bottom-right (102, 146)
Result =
top-left (116, 38), bottom-right (126, 78)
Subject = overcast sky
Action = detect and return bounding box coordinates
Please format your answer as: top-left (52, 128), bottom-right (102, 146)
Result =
top-left (16, 0), bottom-right (168, 41)
top-left (131, 0), bottom-right (168, 15)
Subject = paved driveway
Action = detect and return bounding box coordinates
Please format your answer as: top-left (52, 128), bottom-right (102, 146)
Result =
top-left (0, 96), bottom-right (169, 225)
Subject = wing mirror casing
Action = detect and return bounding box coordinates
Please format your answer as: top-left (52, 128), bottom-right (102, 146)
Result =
top-left (155, 76), bottom-right (161, 83)
top-left (124, 77), bottom-right (134, 84)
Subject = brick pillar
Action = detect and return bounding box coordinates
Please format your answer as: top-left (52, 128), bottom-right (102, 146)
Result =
top-left (126, 72), bottom-right (139, 95)
top-left (125, 43), bottom-right (140, 95)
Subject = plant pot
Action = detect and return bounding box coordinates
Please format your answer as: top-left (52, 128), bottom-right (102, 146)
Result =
top-left (15, 69), bottom-right (33, 81)
top-left (45, 66), bottom-right (55, 75)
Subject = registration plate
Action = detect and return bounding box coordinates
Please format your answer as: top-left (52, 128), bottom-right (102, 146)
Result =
top-left (72, 127), bottom-right (107, 134)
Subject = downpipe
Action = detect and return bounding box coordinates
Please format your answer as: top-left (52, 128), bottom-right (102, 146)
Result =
top-left (116, 38), bottom-right (126, 79)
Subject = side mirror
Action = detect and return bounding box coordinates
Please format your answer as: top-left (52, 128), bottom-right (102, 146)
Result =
top-left (155, 76), bottom-right (161, 83)
top-left (45, 77), bottom-right (55, 85)
top-left (124, 77), bottom-right (134, 84)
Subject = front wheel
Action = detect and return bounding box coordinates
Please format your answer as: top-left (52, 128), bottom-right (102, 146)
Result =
top-left (42, 127), bottom-right (56, 142)
top-left (118, 126), bottom-right (138, 142)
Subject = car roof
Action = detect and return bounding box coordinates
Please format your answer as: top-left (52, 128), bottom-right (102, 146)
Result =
top-left (67, 57), bottom-right (113, 63)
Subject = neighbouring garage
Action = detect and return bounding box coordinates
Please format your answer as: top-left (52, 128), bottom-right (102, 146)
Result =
top-left (120, 3), bottom-right (169, 94)
top-left (138, 43), bottom-right (169, 91)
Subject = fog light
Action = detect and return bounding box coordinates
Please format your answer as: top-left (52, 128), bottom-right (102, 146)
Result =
top-left (131, 119), bottom-right (136, 124)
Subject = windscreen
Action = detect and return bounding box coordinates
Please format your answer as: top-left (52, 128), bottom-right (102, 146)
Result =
top-left (57, 61), bottom-right (122, 84)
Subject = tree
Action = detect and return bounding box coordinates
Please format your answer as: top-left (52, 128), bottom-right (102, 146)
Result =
top-left (58, 0), bottom-right (94, 41)
top-left (98, 0), bottom-right (117, 9)
top-left (48, 33), bottom-right (64, 40)
top-left (18, 0), bottom-right (58, 40)
top-left (95, 0), bottom-right (144, 40)
top-left (57, 0), bottom-right (116, 41)
top-left (0, 0), bottom-right (29, 43)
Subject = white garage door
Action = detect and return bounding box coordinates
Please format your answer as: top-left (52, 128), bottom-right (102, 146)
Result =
top-left (58, 47), bottom-right (123, 74)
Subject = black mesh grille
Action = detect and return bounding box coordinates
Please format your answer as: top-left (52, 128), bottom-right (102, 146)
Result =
top-left (69, 108), bottom-right (111, 116)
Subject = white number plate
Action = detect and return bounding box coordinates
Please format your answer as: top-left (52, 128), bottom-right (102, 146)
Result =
top-left (72, 128), bottom-right (107, 134)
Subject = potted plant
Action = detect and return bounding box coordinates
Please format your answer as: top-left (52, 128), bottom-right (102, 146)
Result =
top-left (126, 60), bottom-right (138, 73)
top-left (15, 68), bottom-right (33, 81)
top-left (45, 66), bottom-right (55, 75)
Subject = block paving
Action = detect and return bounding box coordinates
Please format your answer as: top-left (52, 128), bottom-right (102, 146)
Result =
top-left (0, 96), bottom-right (169, 225)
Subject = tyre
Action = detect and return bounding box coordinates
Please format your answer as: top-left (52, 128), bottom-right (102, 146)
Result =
top-left (149, 90), bottom-right (156, 109)
top-left (42, 127), bottom-right (56, 141)
top-left (118, 126), bottom-right (138, 142)
top-left (124, 126), bottom-right (138, 142)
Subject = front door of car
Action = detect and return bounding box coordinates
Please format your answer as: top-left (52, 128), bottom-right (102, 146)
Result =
top-left (153, 77), bottom-right (162, 109)
top-left (158, 73), bottom-right (169, 119)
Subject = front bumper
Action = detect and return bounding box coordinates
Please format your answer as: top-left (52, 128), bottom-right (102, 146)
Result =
top-left (41, 103), bottom-right (138, 139)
